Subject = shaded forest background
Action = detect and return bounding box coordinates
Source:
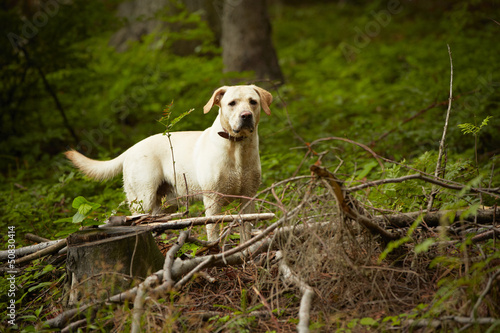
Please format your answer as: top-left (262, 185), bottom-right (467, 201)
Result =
top-left (0, 0), bottom-right (499, 331)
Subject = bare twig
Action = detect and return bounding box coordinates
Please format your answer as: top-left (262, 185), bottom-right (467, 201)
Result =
top-left (14, 239), bottom-right (67, 265)
top-left (470, 268), bottom-right (500, 319)
top-left (309, 136), bottom-right (385, 173)
top-left (428, 44), bottom-right (453, 210)
top-left (372, 207), bottom-right (500, 228)
top-left (374, 155), bottom-right (500, 198)
top-left (61, 318), bottom-right (88, 333)
top-left (25, 233), bottom-right (51, 243)
top-left (145, 213), bottom-right (275, 232)
top-left (47, 220), bottom-right (335, 330)
top-left (162, 231), bottom-right (189, 288)
top-left (345, 173), bottom-right (499, 197)
top-left (0, 239), bottom-right (63, 261)
top-left (131, 274), bottom-right (160, 333)
top-left (407, 315), bottom-right (499, 328)
top-left (173, 256), bottom-right (214, 289)
top-left (277, 251), bottom-right (315, 333)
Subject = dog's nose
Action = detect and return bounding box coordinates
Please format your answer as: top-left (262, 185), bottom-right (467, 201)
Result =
top-left (240, 111), bottom-right (253, 121)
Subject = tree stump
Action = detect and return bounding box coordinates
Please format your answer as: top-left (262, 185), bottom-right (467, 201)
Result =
top-left (66, 226), bottom-right (164, 305)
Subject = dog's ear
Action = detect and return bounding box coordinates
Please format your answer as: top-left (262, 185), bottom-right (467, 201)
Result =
top-left (203, 86), bottom-right (228, 114)
top-left (252, 85), bottom-right (273, 115)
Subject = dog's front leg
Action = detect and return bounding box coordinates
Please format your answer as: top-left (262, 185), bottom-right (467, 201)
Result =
top-left (239, 199), bottom-right (254, 242)
top-left (203, 195), bottom-right (222, 242)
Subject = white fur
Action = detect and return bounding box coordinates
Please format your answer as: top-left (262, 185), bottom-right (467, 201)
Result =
top-left (65, 85), bottom-right (272, 241)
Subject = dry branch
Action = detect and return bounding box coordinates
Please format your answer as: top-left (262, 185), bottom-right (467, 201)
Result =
top-left (373, 207), bottom-right (500, 228)
top-left (428, 44), bottom-right (454, 211)
top-left (155, 230), bottom-right (189, 295)
top-left (309, 136), bottom-right (385, 172)
top-left (25, 233), bottom-right (51, 243)
top-left (14, 239), bottom-right (66, 265)
top-left (0, 239), bottom-right (63, 261)
top-left (277, 251), bottom-right (315, 333)
top-left (470, 268), bottom-right (500, 319)
top-left (143, 213), bottom-right (275, 232)
top-left (45, 208), bottom-right (306, 330)
top-left (345, 173), bottom-right (499, 196)
top-left (407, 316), bottom-right (499, 328)
top-left (131, 274), bottom-right (159, 333)
top-left (311, 165), bottom-right (400, 242)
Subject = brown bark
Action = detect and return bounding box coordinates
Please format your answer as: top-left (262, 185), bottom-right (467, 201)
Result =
top-left (221, 0), bottom-right (284, 83)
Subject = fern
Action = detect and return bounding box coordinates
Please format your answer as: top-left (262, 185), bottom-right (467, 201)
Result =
top-left (457, 115), bottom-right (492, 136)
top-left (159, 102), bottom-right (194, 134)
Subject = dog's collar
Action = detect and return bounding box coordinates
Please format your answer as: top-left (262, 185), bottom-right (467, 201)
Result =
top-left (218, 129), bottom-right (246, 142)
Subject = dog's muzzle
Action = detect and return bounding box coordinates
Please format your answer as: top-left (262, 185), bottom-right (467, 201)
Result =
top-left (236, 111), bottom-right (254, 133)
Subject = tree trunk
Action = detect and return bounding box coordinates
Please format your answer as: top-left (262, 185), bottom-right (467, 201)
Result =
top-left (65, 227), bottom-right (164, 305)
top-left (221, 0), bottom-right (284, 84)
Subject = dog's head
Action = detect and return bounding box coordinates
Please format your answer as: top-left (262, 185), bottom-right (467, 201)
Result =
top-left (203, 85), bottom-right (272, 139)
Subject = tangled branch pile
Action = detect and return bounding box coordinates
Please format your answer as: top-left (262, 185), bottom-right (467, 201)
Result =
top-left (3, 155), bottom-right (495, 332)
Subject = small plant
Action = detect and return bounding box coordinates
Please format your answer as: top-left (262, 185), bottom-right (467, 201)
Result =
top-left (159, 101), bottom-right (194, 135)
top-left (458, 115), bottom-right (493, 167)
top-left (158, 102), bottom-right (194, 207)
top-left (55, 196), bottom-right (103, 235)
top-left (458, 115), bottom-right (493, 136)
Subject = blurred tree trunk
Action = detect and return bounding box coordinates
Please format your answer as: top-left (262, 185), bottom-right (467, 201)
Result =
top-left (221, 0), bottom-right (284, 84)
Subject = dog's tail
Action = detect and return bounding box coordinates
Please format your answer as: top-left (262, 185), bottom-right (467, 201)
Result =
top-left (65, 150), bottom-right (125, 181)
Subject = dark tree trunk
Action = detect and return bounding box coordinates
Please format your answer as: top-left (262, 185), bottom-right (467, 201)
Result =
top-left (221, 0), bottom-right (284, 84)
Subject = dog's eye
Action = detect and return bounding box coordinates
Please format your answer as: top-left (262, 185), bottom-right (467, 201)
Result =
top-left (228, 101), bottom-right (236, 106)
top-left (249, 99), bottom-right (258, 105)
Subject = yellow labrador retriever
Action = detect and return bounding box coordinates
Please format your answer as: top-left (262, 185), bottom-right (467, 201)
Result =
top-left (65, 85), bottom-right (272, 241)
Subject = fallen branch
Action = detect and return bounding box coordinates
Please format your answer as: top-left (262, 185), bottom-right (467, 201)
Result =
top-left (131, 274), bottom-right (160, 333)
top-left (25, 233), bottom-right (51, 243)
top-left (407, 315), bottom-right (499, 328)
top-left (0, 239), bottom-right (63, 262)
top-left (470, 268), bottom-right (500, 319)
top-left (45, 207), bottom-right (309, 330)
top-left (311, 165), bottom-right (400, 242)
top-left (15, 239), bottom-right (67, 266)
top-left (60, 318), bottom-right (88, 333)
top-left (345, 173), bottom-right (499, 197)
top-left (372, 208), bottom-right (500, 228)
top-left (277, 251), bottom-right (315, 333)
top-left (144, 213), bottom-right (275, 232)
top-left (471, 227), bottom-right (500, 243)
top-left (156, 231), bottom-right (190, 294)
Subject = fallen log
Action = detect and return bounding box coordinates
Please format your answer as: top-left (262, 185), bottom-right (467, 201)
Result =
top-left (373, 208), bottom-right (499, 228)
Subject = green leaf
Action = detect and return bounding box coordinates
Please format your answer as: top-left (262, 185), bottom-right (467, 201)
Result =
top-left (479, 115), bottom-right (493, 129)
top-left (54, 217), bottom-right (73, 223)
top-left (28, 282), bottom-right (53, 292)
top-left (72, 211), bottom-right (87, 224)
top-left (415, 238), bottom-right (436, 254)
top-left (357, 160), bottom-right (378, 179)
top-left (71, 196), bottom-right (101, 223)
top-left (360, 317), bottom-right (378, 326)
top-left (378, 236), bottom-right (410, 262)
top-left (72, 196), bottom-right (88, 209)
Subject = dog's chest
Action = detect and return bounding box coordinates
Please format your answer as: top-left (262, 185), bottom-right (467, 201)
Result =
top-left (203, 145), bottom-right (260, 196)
